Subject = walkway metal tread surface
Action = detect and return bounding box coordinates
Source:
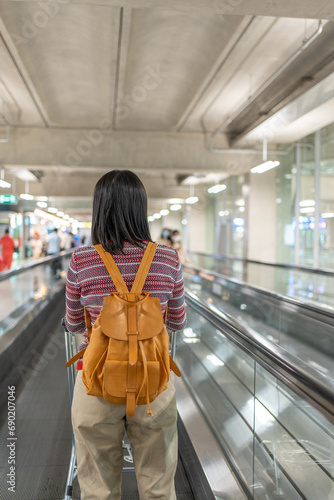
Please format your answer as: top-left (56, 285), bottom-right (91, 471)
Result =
top-left (0, 318), bottom-right (72, 500)
top-left (0, 310), bottom-right (205, 499)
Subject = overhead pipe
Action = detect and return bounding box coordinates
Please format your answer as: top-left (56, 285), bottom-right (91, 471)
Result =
top-left (207, 136), bottom-right (298, 157)
top-left (210, 20), bottom-right (323, 142)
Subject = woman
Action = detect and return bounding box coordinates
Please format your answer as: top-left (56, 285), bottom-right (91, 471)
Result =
top-left (171, 230), bottom-right (191, 265)
top-left (65, 170), bottom-right (186, 500)
top-left (158, 227), bottom-right (172, 246)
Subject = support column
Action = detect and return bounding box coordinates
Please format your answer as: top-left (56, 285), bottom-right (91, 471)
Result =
top-left (314, 130), bottom-right (321, 268)
top-left (294, 144), bottom-right (301, 265)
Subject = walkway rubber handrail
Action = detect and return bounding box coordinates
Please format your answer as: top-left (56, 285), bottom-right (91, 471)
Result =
top-left (188, 250), bottom-right (334, 276)
top-left (0, 249), bottom-right (75, 282)
top-left (183, 263), bottom-right (334, 320)
top-left (185, 289), bottom-right (334, 423)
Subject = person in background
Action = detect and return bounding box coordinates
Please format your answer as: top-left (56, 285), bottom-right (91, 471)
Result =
top-left (62, 231), bottom-right (76, 250)
top-left (31, 232), bottom-right (43, 259)
top-left (158, 227), bottom-right (172, 246)
top-left (83, 233), bottom-right (92, 246)
top-left (171, 230), bottom-right (191, 265)
top-left (47, 228), bottom-right (62, 278)
top-left (24, 236), bottom-right (32, 258)
top-left (47, 228), bottom-right (61, 254)
top-left (74, 233), bottom-right (81, 246)
top-left (0, 228), bottom-right (15, 271)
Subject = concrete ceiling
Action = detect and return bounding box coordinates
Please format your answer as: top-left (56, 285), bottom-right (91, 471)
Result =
top-left (0, 0), bottom-right (334, 220)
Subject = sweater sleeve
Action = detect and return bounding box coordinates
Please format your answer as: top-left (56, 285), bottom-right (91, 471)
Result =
top-left (165, 255), bottom-right (187, 331)
top-left (65, 252), bottom-right (86, 332)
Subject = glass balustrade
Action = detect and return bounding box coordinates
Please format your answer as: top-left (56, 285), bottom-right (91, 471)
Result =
top-left (182, 266), bottom-right (334, 383)
top-left (188, 252), bottom-right (334, 309)
top-left (0, 253), bottom-right (72, 337)
top-left (176, 302), bottom-right (334, 499)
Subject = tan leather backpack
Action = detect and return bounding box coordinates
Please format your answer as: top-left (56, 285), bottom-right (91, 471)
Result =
top-left (66, 242), bottom-right (181, 417)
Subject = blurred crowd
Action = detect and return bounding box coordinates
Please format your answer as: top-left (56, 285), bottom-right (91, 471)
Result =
top-left (158, 228), bottom-right (191, 265)
top-left (0, 226), bottom-right (190, 272)
top-left (27, 229), bottom-right (78, 260)
top-left (0, 227), bottom-right (81, 273)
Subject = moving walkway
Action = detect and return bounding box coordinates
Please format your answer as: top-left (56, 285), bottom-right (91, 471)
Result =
top-left (0, 254), bottom-right (333, 499)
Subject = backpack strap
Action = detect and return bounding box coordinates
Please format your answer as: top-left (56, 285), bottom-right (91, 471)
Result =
top-left (131, 242), bottom-right (157, 294)
top-left (126, 242), bottom-right (156, 417)
top-left (94, 244), bottom-right (128, 294)
top-left (65, 307), bottom-right (92, 367)
top-left (66, 347), bottom-right (87, 367)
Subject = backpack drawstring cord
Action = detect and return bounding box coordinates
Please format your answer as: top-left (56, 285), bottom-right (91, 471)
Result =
top-left (137, 341), bottom-right (153, 416)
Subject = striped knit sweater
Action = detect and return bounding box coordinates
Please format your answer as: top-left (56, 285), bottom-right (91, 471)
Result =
top-left (65, 242), bottom-right (187, 350)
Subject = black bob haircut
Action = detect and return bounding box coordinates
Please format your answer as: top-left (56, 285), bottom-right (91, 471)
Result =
top-left (91, 170), bottom-right (152, 254)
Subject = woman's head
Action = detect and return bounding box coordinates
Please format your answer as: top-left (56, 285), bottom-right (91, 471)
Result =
top-left (160, 228), bottom-right (171, 239)
top-left (91, 170), bottom-right (152, 253)
top-left (172, 230), bottom-right (181, 242)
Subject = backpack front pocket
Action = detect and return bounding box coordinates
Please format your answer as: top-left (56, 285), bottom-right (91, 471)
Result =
top-left (103, 360), bottom-right (160, 399)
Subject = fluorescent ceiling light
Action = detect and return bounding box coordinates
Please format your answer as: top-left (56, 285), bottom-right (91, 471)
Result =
top-left (34, 209), bottom-right (70, 226)
top-left (148, 216), bottom-right (154, 222)
top-left (153, 213), bottom-right (161, 219)
top-left (37, 201), bottom-right (48, 208)
top-left (13, 169), bottom-right (38, 182)
top-left (300, 200), bottom-right (315, 207)
top-left (20, 193), bottom-right (34, 200)
top-left (168, 198), bottom-right (184, 204)
top-left (48, 207), bottom-right (58, 213)
top-left (185, 196), bottom-right (199, 204)
top-left (160, 209), bottom-right (169, 216)
top-left (182, 175), bottom-right (203, 185)
top-left (251, 160), bottom-right (280, 174)
top-left (35, 196), bottom-right (48, 202)
top-left (170, 204), bottom-right (182, 211)
top-left (63, 214), bottom-right (70, 220)
top-left (218, 210), bottom-right (229, 216)
top-left (0, 168), bottom-right (11, 188)
top-left (207, 184), bottom-right (226, 194)
top-left (300, 207), bottom-right (315, 213)
top-left (321, 213), bottom-right (334, 218)
top-left (0, 179), bottom-right (11, 188)
top-left (57, 211), bottom-right (64, 217)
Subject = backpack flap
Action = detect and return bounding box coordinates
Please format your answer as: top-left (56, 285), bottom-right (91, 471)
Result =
top-left (101, 293), bottom-right (165, 340)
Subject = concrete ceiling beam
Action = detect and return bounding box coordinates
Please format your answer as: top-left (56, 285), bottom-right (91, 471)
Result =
top-left (1, 127), bottom-right (262, 175)
top-left (2, 1), bottom-right (333, 21)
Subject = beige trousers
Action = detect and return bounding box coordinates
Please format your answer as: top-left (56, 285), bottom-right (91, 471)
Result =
top-left (71, 371), bottom-right (178, 500)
